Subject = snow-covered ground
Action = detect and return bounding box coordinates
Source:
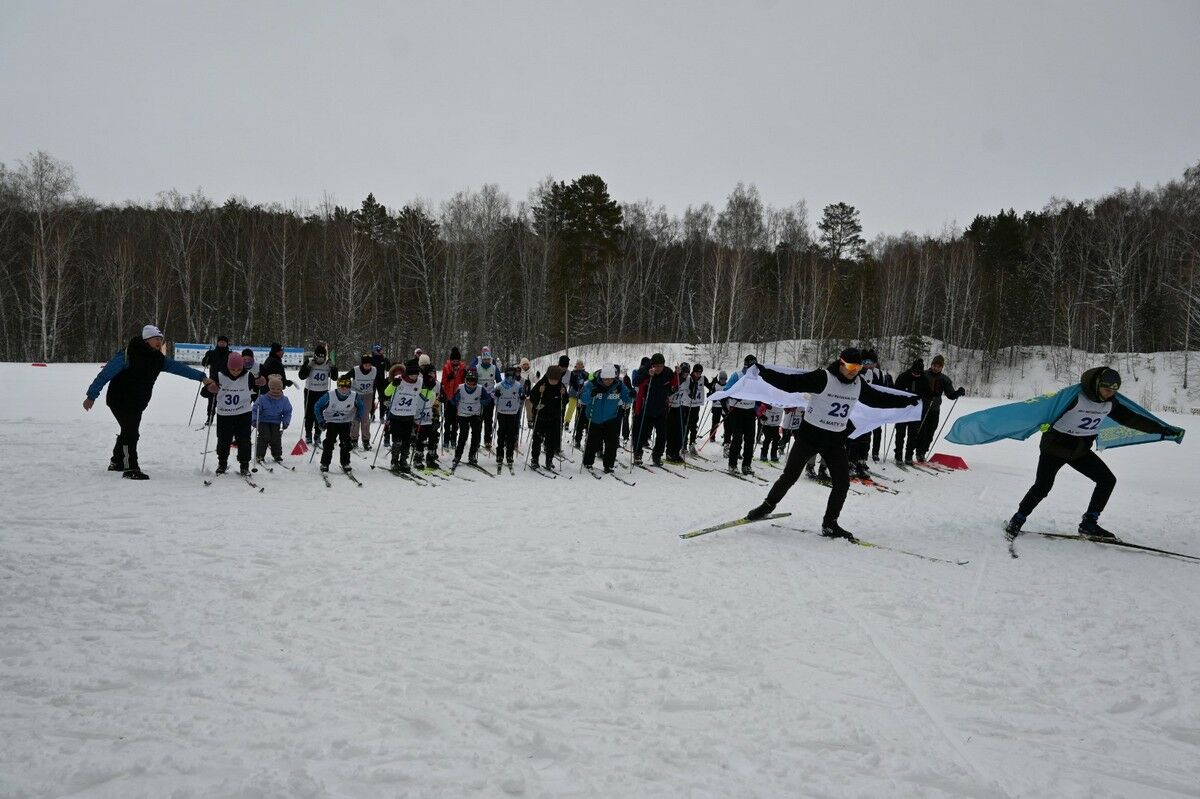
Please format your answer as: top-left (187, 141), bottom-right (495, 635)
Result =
top-left (2, 362), bottom-right (1198, 798)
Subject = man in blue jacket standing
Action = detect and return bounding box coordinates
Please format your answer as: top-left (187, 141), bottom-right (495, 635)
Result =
top-left (84, 325), bottom-right (213, 479)
top-left (581, 365), bottom-right (632, 473)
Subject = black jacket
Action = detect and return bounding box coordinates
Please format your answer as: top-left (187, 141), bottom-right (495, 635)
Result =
top-left (527, 379), bottom-right (569, 428)
top-left (910, 369), bottom-right (961, 409)
top-left (201, 345), bottom-right (230, 380)
top-left (371, 354), bottom-right (391, 390)
top-left (756, 363), bottom-right (917, 449)
top-left (259, 354), bottom-right (291, 387)
top-left (1041, 366), bottom-right (1169, 460)
top-left (634, 367), bottom-right (678, 418)
top-left (107, 336), bottom-right (166, 412)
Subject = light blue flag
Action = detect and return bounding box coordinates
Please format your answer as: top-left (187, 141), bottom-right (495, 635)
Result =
top-left (946, 385), bottom-right (1180, 451)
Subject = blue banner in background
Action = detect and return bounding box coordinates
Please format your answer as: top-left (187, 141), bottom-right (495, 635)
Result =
top-left (172, 343), bottom-right (306, 367)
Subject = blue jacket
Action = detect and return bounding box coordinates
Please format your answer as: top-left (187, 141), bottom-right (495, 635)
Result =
top-left (313, 390), bottom-right (364, 425)
top-left (252, 392), bottom-right (293, 427)
top-left (87, 349), bottom-right (204, 401)
top-left (581, 376), bottom-right (631, 424)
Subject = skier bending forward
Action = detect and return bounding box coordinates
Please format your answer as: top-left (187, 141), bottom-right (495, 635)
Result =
top-left (745, 348), bottom-right (919, 539)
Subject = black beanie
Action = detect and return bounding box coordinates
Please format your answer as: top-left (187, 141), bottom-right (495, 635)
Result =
top-left (744, 354), bottom-right (757, 367)
top-left (839, 347), bottom-right (862, 364)
top-left (450, 346), bottom-right (462, 361)
top-left (405, 359), bottom-right (420, 376)
top-left (911, 359), bottom-right (924, 372)
top-left (558, 355), bottom-right (571, 368)
top-left (650, 352), bottom-right (666, 366)
top-left (314, 344), bottom-right (327, 356)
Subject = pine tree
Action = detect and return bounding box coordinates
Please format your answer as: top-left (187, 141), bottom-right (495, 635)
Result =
top-left (818, 202), bottom-right (866, 262)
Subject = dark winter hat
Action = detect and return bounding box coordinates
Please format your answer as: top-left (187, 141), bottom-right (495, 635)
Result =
top-left (1097, 368), bottom-right (1121, 390)
top-left (372, 343), bottom-right (382, 353)
top-left (911, 359), bottom-right (924, 372)
top-left (839, 347), bottom-right (862, 365)
top-left (361, 352), bottom-right (372, 364)
top-left (640, 356), bottom-right (651, 367)
top-left (743, 354), bottom-right (757, 367)
top-left (465, 368), bottom-right (478, 382)
top-left (405, 359), bottom-right (420, 376)
top-left (558, 355), bottom-right (571, 368)
top-left (450, 346), bottom-right (462, 361)
top-left (270, 342), bottom-right (283, 354)
top-left (390, 363), bottom-right (405, 378)
top-left (504, 364), bottom-right (518, 376)
top-left (217, 335), bottom-right (230, 344)
top-left (241, 348), bottom-right (254, 358)
top-left (862, 349), bottom-right (878, 364)
top-left (650, 352), bottom-right (666, 366)
top-left (931, 354), bottom-right (945, 368)
top-left (680, 362), bottom-right (690, 373)
top-left (718, 370), bottom-right (728, 382)
top-left (314, 344), bottom-right (327, 355)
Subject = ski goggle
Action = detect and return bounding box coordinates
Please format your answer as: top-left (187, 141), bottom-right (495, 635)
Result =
top-left (839, 359), bottom-right (864, 374)
top-left (1098, 378), bottom-right (1121, 390)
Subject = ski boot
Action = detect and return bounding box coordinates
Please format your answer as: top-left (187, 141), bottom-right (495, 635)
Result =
top-left (652, 456), bottom-right (664, 467)
top-left (363, 441), bottom-right (371, 452)
top-left (1004, 512), bottom-right (1026, 537)
top-left (468, 457), bottom-right (479, 466)
top-left (741, 463), bottom-right (754, 476)
top-left (342, 464), bottom-right (353, 474)
top-left (689, 445), bottom-right (699, 457)
top-left (108, 460), bottom-right (125, 472)
top-left (1078, 513), bottom-right (1116, 539)
top-left (820, 521), bottom-right (855, 541)
top-left (121, 468), bottom-right (149, 480)
top-left (215, 463), bottom-right (228, 475)
top-left (239, 463), bottom-right (251, 476)
top-left (746, 500), bottom-right (776, 521)
top-left (319, 464), bottom-right (329, 473)
top-left (496, 460), bottom-right (504, 475)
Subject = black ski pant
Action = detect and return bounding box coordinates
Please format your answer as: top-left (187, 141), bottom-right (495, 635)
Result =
top-left (496, 413), bottom-right (520, 463)
top-left (320, 422), bottom-right (352, 468)
top-left (708, 404), bottom-right (724, 441)
top-left (726, 407), bottom-right (757, 469)
top-left (620, 407), bottom-right (630, 440)
top-left (634, 414), bottom-right (668, 461)
top-left (685, 406), bottom-right (701, 446)
top-left (304, 389), bottom-right (322, 440)
top-left (531, 422), bottom-right (561, 468)
top-left (255, 422), bottom-right (283, 461)
top-left (914, 404), bottom-right (941, 457)
top-left (108, 403), bottom-right (144, 470)
top-left (847, 432), bottom-right (870, 463)
top-left (572, 404), bottom-right (588, 447)
top-left (376, 386), bottom-right (389, 423)
top-left (1018, 450), bottom-right (1116, 518)
top-left (583, 417), bottom-right (620, 470)
top-left (767, 435), bottom-right (852, 526)
top-left (760, 425), bottom-right (781, 460)
top-left (413, 422), bottom-right (438, 467)
top-left (870, 427), bottom-right (883, 460)
top-left (666, 406), bottom-right (686, 459)
top-left (442, 402), bottom-right (459, 449)
top-left (484, 404), bottom-right (495, 447)
top-left (455, 414), bottom-right (482, 462)
top-left (389, 414), bottom-right (416, 466)
top-left (216, 412), bottom-right (252, 469)
top-left (894, 420), bottom-right (919, 459)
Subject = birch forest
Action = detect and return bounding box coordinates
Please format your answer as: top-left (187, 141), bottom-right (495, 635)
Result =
top-left (1, 151), bottom-right (1197, 371)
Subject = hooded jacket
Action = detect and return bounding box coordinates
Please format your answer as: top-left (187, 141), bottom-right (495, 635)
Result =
top-left (581, 375), bottom-right (632, 425)
top-left (1039, 367), bottom-right (1169, 460)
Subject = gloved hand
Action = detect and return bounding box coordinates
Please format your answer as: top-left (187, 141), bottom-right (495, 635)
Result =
top-left (907, 396), bottom-right (920, 406)
top-left (282, 424), bottom-right (288, 431)
top-left (956, 387), bottom-right (966, 398)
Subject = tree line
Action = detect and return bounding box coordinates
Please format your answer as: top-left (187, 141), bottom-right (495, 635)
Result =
top-left (1, 151), bottom-right (1197, 381)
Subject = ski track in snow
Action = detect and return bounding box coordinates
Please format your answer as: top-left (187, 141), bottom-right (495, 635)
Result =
top-left (1, 363), bottom-right (1199, 797)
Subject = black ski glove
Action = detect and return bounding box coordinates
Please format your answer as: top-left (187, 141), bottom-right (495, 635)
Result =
top-left (956, 387), bottom-right (966, 398)
top-left (907, 396), bottom-right (920, 406)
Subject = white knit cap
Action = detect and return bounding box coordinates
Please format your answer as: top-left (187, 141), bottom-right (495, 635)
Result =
top-left (600, 365), bottom-right (616, 379)
top-left (142, 325), bottom-right (163, 340)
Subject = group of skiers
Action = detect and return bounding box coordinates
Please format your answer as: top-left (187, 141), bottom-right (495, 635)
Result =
top-left (84, 326), bottom-right (1185, 544)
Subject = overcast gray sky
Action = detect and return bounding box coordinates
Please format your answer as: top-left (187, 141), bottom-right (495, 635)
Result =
top-left (3, 0), bottom-right (1198, 236)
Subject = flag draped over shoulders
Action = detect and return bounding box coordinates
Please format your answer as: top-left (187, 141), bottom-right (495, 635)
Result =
top-left (946, 385), bottom-right (1175, 451)
top-left (707, 364), bottom-right (920, 438)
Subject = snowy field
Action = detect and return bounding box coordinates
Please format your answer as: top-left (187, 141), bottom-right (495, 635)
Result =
top-left (2, 362), bottom-right (1199, 798)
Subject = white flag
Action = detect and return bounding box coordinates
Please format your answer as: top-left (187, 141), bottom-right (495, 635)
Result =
top-left (707, 365), bottom-right (920, 438)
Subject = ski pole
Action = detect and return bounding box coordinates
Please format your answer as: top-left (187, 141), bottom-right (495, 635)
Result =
top-left (370, 421), bottom-right (386, 468)
top-left (201, 406), bottom-right (214, 473)
top-left (188, 382), bottom-right (202, 426)
top-left (928, 397), bottom-right (961, 454)
top-left (309, 424), bottom-right (322, 463)
top-left (251, 417), bottom-right (261, 471)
